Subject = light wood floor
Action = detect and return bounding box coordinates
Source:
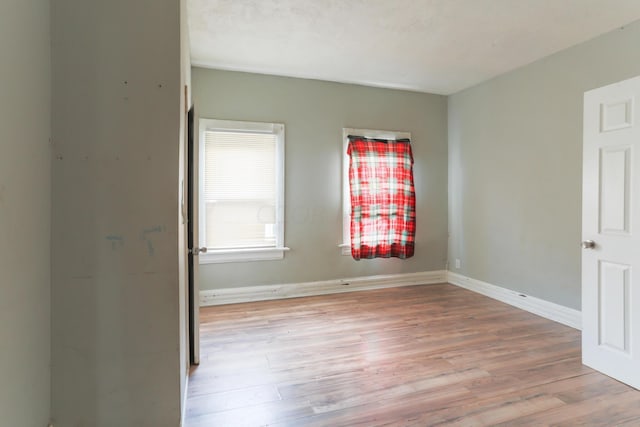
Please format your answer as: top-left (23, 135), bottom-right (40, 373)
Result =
top-left (185, 284), bottom-right (640, 426)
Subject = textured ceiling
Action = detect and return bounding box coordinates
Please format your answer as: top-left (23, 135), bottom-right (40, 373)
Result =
top-left (188, 0), bottom-right (640, 95)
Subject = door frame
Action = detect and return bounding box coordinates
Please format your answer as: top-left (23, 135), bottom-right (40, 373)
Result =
top-left (187, 105), bottom-right (200, 365)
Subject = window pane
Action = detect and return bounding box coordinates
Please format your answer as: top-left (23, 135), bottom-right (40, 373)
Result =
top-left (204, 130), bottom-right (277, 249)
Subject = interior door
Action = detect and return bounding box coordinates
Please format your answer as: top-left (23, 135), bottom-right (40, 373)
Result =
top-left (188, 106), bottom-right (201, 365)
top-left (582, 75), bottom-right (640, 389)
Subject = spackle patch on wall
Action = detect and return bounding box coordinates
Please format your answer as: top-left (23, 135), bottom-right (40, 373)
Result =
top-left (105, 234), bottom-right (124, 251)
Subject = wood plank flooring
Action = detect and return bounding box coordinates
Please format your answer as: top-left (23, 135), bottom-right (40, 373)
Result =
top-left (185, 284), bottom-right (640, 426)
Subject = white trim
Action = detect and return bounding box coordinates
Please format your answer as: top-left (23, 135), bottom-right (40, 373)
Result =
top-left (200, 118), bottom-right (282, 134)
top-left (200, 270), bottom-right (447, 306)
top-left (447, 272), bottom-right (582, 330)
top-left (341, 127), bottom-right (412, 254)
top-left (181, 372), bottom-right (189, 427)
top-left (199, 246), bottom-right (290, 264)
top-left (342, 130), bottom-right (351, 254)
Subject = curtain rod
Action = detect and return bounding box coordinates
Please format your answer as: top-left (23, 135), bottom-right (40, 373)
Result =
top-left (347, 135), bottom-right (411, 143)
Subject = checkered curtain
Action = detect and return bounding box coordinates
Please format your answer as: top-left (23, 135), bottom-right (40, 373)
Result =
top-left (347, 136), bottom-right (416, 260)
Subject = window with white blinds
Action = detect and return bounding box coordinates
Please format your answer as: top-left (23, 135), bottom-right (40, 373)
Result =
top-left (199, 119), bottom-right (286, 263)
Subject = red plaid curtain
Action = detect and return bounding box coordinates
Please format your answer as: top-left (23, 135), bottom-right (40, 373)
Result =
top-left (347, 136), bottom-right (416, 260)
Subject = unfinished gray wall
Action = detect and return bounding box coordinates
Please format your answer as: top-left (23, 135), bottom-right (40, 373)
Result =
top-left (448, 21), bottom-right (640, 310)
top-left (193, 68), bottom-right (448, 290)
top-left (0, 0), bottom-right (51, 425)
top-left (51, 0), bottom-right (183, 425)
top-left (178, 0), bottom-right (192, 411)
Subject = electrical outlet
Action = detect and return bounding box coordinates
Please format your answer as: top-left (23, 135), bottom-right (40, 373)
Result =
top-left (455, 259), bottom-right (461, 269)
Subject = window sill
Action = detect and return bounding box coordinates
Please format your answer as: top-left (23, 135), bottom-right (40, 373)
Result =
top-left (339, 243), bottom-right (351, 256)
top-left (199, 247), bottom-right (290, 264)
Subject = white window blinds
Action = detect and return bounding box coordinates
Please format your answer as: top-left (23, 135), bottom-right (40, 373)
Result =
top-left (203, 130), bottom-right (278, 249)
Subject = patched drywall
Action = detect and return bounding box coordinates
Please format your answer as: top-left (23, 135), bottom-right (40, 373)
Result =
top-left (0, 1), bottom-right (51, 425)
top-left (51, 0), bottom-right (182, 425)
top-left (179, 0), bottom-right (192, 414)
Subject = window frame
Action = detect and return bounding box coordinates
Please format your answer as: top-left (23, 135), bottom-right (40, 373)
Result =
top-left (341, 127), bottom-right (412, 256)
top-left (199, 118), bottom-right (288, 264)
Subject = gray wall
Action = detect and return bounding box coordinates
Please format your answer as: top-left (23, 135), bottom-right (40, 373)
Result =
top-left (179, 0), bottom-right (192, 411)
top-left (448, 22), bottom-right (640, 310)
top-left (0, 0), bottom-right (51, 425)
top-left (51, 0), bottom-right (183, 425)
top-left (193, 68), bottom-right (448, 290)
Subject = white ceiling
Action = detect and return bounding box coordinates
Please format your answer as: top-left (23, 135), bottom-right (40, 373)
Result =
top-left (188, 0), bottom-right (640, 95)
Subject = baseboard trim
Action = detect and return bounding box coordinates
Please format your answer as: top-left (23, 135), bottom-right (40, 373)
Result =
top-left (447, 272), bottom-right (582, 330)
top-left (200, 270), bottom-right (447, 306)
top-left (181, 369), bottom-right (188, 427)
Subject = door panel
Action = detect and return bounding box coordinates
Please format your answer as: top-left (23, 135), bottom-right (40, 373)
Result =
top-left (583, 76), bottom-right (640, 390)
top-left (188, 106), bottom-right (200, 365)
top-left (599, 147), bottom-right (630, 234)
top-left (598, 261), bottom-right (630, 354)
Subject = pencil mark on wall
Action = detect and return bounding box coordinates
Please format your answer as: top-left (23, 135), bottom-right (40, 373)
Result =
top-left (143, 225), bottom-right (165, 234)
top-left (105, 234), bottom-right (124, 251)
top-left (141, 225), bottom-right (166, 256)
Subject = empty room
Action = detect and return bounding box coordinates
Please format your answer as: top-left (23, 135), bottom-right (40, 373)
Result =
top-left (183, 1), bottom-right (640, 425)
top-left (2, 1), bottom-right (640, 426)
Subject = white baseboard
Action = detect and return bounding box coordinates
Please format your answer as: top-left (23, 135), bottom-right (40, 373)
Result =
top-left (200, 270), bottom-right (447, 306)
top-left (180, 371), bottom-right (189, 427)
top-left (447, 272), bottom-right (582, 330)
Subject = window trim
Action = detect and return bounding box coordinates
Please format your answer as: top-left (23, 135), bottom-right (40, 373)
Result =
top-left (199, 118), bottom-right (287, 264)
top-left (341, 128), bottom-right (412, 256)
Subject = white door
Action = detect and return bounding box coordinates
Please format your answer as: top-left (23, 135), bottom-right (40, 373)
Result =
top-left (583, 75), bottom-right (640, 389)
